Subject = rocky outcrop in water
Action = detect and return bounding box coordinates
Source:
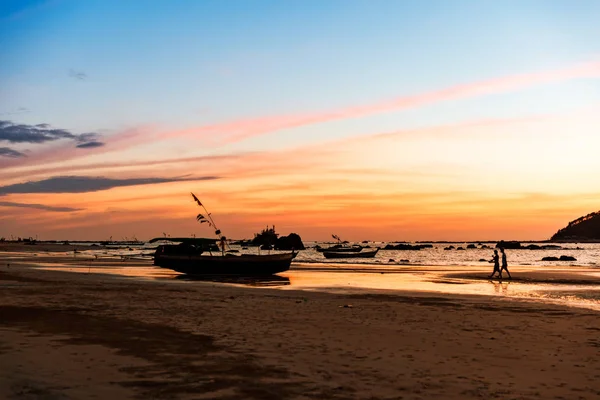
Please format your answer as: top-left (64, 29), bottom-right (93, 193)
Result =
top-left (523, 244), bottom-right (563, 250)
top-left (541, 255), bottom-right (577, 261)
top-left (382, 243), bottom-right (432, 250)
top-left (275, 233), bottom-right (305, 250)
top-left (496, 241), bottom-right (522, 249)
top-left (251, 226), bottom-right (305, 250)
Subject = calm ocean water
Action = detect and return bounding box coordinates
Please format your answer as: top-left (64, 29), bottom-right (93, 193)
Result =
top-left (21, 241), bottom-right (600, 311)
top-left (73, 241), bottom-right (600, 268)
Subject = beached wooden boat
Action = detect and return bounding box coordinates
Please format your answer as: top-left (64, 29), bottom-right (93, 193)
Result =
top-left (152, 194), bottom-right (298, 275)
top-left (153, 244), bottom-right (296, 275)
top-left (322, 248), bottom-right (379, 259)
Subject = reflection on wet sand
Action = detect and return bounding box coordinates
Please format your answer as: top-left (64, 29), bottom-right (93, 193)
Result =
top-left (491, 280), bottom-right (510, 294)
top-left (18, 255), bottom-right (600, 310)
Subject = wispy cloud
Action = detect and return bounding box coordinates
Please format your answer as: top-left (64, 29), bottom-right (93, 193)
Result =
top-left (0, 152), bottom-right (253, 181)
top-left (0, 125), bottom-right (154, 170)
top-left (0, 107), bottom-right (30, 116)
top-left (341, 113), bottom-right (554, 146)
top-left (68, 69), bottom-right (87, 80)
top-left (0, 120), bottom-right (73, 143)
top-left (0, 120), bottom-right (104, 148)
top-left (76, 141), bottom-right (104, 149)
top-left (0, 147), bottom-right (26, 158)
top-left (2, 60), bottom-right (599, 186)
top-left (0, 175), bottom-right (219, 195)
top-left (0, 201), bottom-right (81, 212)
top-left (164, 60), bottom-right (600, 145)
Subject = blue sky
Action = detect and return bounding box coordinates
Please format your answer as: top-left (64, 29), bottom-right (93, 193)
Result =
top-left (3, 0), bottom-right (600, 134)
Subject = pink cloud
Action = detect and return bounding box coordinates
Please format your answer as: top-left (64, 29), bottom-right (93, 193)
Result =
top-left (0, 152), bottom-right (256, 181)
top-left (3, 60), bottom-right (599, 182)
top-left (163, 60), bottom-right (600, 144)
top-left (1, 107), bottom-right (582, 185)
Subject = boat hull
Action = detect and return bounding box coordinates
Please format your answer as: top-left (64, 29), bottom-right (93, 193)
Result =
top-left (322, 249), bottom-right (379, 259)
top-left (154, 246), bottom-right (296, 275)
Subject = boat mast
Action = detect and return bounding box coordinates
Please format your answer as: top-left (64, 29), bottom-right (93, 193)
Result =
top-left (191, 192), bottom-right (228, 253)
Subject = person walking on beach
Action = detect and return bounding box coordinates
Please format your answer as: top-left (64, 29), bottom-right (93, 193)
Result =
top-left (499, 248), bottom-right (512, 279)
top-left (488, 250), bottom-right (500, 278)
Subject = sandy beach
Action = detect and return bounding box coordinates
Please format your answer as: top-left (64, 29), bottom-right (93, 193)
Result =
top-left (1, 248), bottom-right (600, 399)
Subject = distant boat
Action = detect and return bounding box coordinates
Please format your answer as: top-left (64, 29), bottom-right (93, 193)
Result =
top-left (322, 248), bottom-right (379, 259)
top-left (316, 245), bottom-right (363, 253)
top-left (316, 234), bottom-right (363, 252)
top-left (153, 241), bottom-right (296, 275)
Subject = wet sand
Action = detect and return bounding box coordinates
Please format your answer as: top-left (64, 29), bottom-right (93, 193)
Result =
top-left (1, 250), bottom-right (600, 399)
top-left (0, 242), bottom-right (107, 253)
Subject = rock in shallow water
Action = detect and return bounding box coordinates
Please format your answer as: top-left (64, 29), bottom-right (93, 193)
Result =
top-left (541, 255), bottom-right (577, 261)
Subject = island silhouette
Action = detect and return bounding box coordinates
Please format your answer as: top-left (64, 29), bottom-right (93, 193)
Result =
top-left (551, 210), bottom-right (600, 241)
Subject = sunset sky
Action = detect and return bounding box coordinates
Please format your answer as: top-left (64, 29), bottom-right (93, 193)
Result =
top-left (2, 0), bottom-right (600, 241)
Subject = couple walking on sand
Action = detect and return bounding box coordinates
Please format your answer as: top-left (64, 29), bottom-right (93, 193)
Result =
top-left (489, 248), bottom-right (511, 279)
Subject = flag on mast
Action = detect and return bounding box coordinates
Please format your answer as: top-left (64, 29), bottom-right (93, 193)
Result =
top-left (191, 192), bottom-right (202, 206)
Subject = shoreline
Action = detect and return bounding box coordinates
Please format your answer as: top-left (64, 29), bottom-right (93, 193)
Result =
top-left (2, 241), bottom-right (598, 269)
top-left (5, 238), bottom-right (600, 244)
top-left (4, 251), bottom-right (600, 311)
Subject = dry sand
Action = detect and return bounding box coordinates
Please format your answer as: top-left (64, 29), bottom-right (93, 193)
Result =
top-left (1, 249), bottom-right (600, 399)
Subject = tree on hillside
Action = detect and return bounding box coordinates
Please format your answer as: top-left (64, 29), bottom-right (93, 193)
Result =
top-left (251, 225), bottom-right (279, 246)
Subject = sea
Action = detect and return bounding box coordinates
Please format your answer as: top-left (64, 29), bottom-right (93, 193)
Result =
top-left (69, 241), bottom-right (600, 267)
top-left (17, 241), bottom-right (600, 311)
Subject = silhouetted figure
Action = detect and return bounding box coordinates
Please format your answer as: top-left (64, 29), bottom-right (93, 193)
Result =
top-left (499, 248), bottom-right (512, 279)
top-left (219, 236), bottom-right (227, 253)
top-left (488, 250), bottom-right (500, 278)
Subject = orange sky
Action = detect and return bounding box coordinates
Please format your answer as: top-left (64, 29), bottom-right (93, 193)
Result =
top-left (2, 98), bottom-right (600, 241)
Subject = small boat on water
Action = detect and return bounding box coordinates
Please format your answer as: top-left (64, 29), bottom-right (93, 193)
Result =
top-left (322, 248), bottom-right (379, 259)
top-left (316, 234), bottom-right (363, 252)
top-left (153, 241), bottom-right (297, 275)
top-left (316, 245), bottom-right (363, 253)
